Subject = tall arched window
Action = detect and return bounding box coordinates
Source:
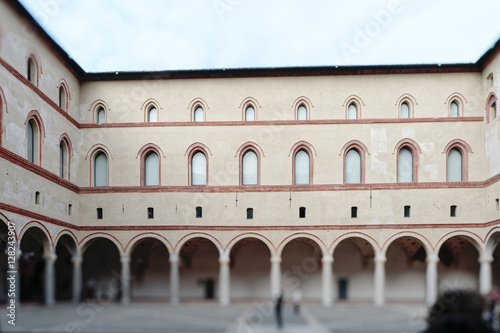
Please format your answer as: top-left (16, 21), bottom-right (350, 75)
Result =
top-left (294, 150), bottom-right (310, 185)
top-left (245, 106), bottom-right (255, 121)
top-left (345, 149), bottom-right (361, 184)
top-left (144, 151), bottom-right (159, 186)
top-left (27, 57), bottom-right (37, 85)
top-left (348, 103), bottom-right (358, 119)
top-left (59, 86), bottom-right (67, 111)
top-left (27, 118), bottom-right (39, 164)
top-left (447, 148), bottom-right (462, 182)
top-left (398, 147), bottom-right (413, 182)
top-left (59, 140), bottom-right (69, 179)
top-left (97, 107), bottom-right (106, 124)
top-left (242, 150), bottom-right (258, 185)
top-left (297, 105), bottom-right (307, 120)
top-left (191, 152), bottom-right (207, 185)
top-left (94, 152), bottom-right (108, 187)
top-left (148, 107), bottom-right (158, 122)
top-left (194, 106), bottom-right (204, 122)
top-left (450, 101), bottom-right (459, 117)
top-left (400, 102), bottom-right (410, 118)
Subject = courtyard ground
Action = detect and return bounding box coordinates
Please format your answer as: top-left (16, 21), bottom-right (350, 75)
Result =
top-left (0, 301), bottom-right (428, 333)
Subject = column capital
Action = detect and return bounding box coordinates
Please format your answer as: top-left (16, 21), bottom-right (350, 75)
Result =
top-left (374, 252), bottom-right (386, 264)
top-left (322, 254), bottom-right (334, 263)
top-left (479, 255), bottom-right (494, 264)
top-left (270, 256), bottom-right (282, 264)
top-left (169, 253), bottom-right (179, 264)
top-left (44, 252), bottom-right (57, 264)
top-left (120, 255), bottom-right (130, 264)
top-left (71, 256), bottom-right (83, 265)
top-left (426, 254), bottom-right (440, 263)
top-left (219, 248), bottom-right (230, 264)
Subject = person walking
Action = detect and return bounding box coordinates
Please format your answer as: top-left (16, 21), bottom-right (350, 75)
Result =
top-left (293, 289), bottom-right (302, 315)
top-left (275, 292), bottom-right (284, 329)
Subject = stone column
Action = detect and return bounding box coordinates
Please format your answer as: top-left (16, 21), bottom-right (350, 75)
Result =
top-left (479, 255), bottom-right (493, 296)
top-left (426, 254), bottom-right (439, 306)
top-left (169, 253), bottom-right (179, 305)
top-left (322, 254), bottom-right (334, 307)
top-left (120, 255), bottom-right (130, 304)
top-left (270, 256), bottom-right (282, 298)
top-left (71, 254), bottom-right (83, 304)
top-left (219, 249), bottom-right (230, 306)
top-left (374, 252), bottom-right (386, 307)
top-left (44, 246), bottom-right (57, 306)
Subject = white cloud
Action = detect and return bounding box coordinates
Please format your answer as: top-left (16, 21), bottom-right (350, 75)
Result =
top-left (17, 0), bottom-right (500, 71)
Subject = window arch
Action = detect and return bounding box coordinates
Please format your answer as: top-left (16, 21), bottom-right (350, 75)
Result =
top-left (449, 100), bottom-right (459, 117)
top-left (345, 149), bottom-right (361, 184)
top-left (290, 141), bottom-right (315, 185)
top-left (193, 106), bottom-right (204, 122)
top-left (447, 148), bottom-right (463, 182)
top-left (59, 134), bottom-right (72, 180)
top-left (27, 56), bottom-right (39, 86)
top-left (400, 102), bottom-right (410, 119)
top-left (444, 140), bottom-right (471, 182)
top-left (147, 106), bottom-right (158, 123)
top-left (57, 79), bottom-right (70, 112)
top-left (94, 151), bottom-right (108, 187)
top-left (141, 98), bottom-right (162, 122)
top-left (487, 73), bottom-right (494, 88)
top-left (59, 86), bottom-right (67, 111)
top-left (343, 95), bottom-right (364, 120)
top-left (398, 148), bottom-right (413, 182)
top-left (144, 151), bottom-right (160, 186)
top-left (294, 150), bottom-right (310, 185)
top-left (25, 111), bottom-right (44, 165)
top-left (245, 105), bottom-right (256, 121)
top-left (297, 105), bottom-right (307, 120)
top-left (242, 150), bottom-right (258, 185)
top-left (96, 107), bottom-right (106, 124)
top-left (191, 151), bottom-right (207, 185)
top-left (487, 93), bottom-right (497, 123)
top-left (341, 140), bottom-right (368, 184)
top-left (394, 139), bottom-right (421, 183)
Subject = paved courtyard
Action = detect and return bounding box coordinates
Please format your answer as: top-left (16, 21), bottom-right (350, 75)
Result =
top-left (0, 301), bottom-right (428, 333)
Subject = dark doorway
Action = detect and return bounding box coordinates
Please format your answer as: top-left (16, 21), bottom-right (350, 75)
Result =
top-left (205, 278), bottom-right (215, 299)
top-left (338, 278), bottom-right (348, 300)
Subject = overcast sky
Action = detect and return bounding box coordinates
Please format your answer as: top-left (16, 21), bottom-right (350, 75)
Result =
top-left (17, 0), bottom-right (500, 73)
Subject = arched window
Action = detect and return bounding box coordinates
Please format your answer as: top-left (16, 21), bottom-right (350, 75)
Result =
top-left (345, 149), bottom-right (361, 184)
top-left (96, 107), bottom-right (106, 124)
top-left (94, 152), bottom-right (108, 187)
top-left (447, 148), bottom-right (463, 182)
top-left (297, 105), bottom-right (307, 120)
top-left (400, 102), bottom-right (410, 119)
top-left (491, 96), bottom-right (497, 120)
top-left (398, 147), bottom-right (413, 182)
top-left (59, 86), bottom-right (67, 111)
top-left (242, 150), bottom-right (258, 185)
top-left (294, 150), bottom-right (310, 185)
top-left (148, 106), bottom-right (158, 123)
top-left (450, 101), bottom-right (459, 117)
top-left (487, 73), bottom-right (494, 88)
top-left (27, 118), bottom-right (40, 164)
top-left (191, 152), bottom-right (207, 185)
top-left (245, 106), bottom-right (255, 121)
top-left (194, 106), bottom-right (204, 122)
top-left (348, 103), bottom-right (358, 119)
top-left (59, 139), bottom-right (69, 179)
top-left (144, 151), bottom-right (159, 186)
top-left (27, 57), bottom-right (37, 85)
